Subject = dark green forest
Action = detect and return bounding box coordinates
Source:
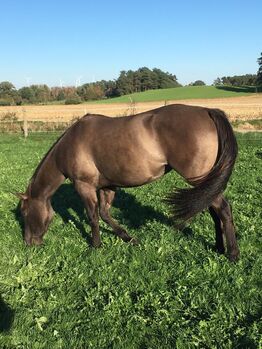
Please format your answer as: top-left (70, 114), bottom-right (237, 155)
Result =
top-left (213, 74), bottom-right (257, 87)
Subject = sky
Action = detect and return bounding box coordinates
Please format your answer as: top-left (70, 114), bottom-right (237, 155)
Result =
top-left (0, 0), bottom-right (261, 88)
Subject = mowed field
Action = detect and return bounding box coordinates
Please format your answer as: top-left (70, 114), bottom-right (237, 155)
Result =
top-left (0, 132), bottom-right (262, 348)
top-left (0, 87), bottom-right (261, 122)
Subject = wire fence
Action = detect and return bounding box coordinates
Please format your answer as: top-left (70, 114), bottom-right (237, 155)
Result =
top-left (0, 120), bottom-right (73, 136)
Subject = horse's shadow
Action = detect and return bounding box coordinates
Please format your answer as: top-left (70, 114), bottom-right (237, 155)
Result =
top-left (51, 184), bottom-right (92, 244)
top-left (113, 188), bottom-right (172, 229)
top-left (0, 295), bottom-right (14, 332)
top-left (52, 185), bottom-right (215, 251)
top-left (52, 184), bottom-right (172, 244)
top-left (14, 183), bottom-right (215, 251)
top-left (181, 226), bottom-right (215, 252)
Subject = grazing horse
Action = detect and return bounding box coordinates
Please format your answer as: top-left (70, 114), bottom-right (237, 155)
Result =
top-left (17, 104), bottom-right (239, 261)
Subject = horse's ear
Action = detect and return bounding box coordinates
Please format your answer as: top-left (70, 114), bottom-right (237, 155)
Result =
top-left (12, 192), bottom-right (28, 200)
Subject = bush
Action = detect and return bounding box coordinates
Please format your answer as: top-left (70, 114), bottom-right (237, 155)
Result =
top-left (0, 99), bottom-right (11, 106)
top-left (192, 80), bottom-right (206, 86)
top-left (65, 96), bottom-right (82, 105)
top-left (0, 111), bottom-right (18, 121)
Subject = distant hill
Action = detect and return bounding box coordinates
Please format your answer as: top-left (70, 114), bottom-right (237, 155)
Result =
top-left (95, 85), bottom-right (255, 104)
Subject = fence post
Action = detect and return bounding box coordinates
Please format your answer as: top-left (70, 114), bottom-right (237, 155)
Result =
top-left (22, 109), bottom-right (28, 138)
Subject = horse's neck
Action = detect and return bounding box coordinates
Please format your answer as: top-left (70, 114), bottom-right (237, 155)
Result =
top-left (29, 150), bottom-right (65, 200)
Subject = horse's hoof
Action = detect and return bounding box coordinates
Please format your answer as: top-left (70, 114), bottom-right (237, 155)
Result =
top-left (24, 237), bottom-right (43, 246)
top-left (92, 241), bottom-right (102, 248)
top-left (129, 237), bottom-right (139, 245)
top-left (215, 246), bottom-right (225, 255)
top-left (24, 239), bottom-right (32, 246)
top-left (32, 237), bottom-right (43, 246)
top-left (228, 251), bottom-right (240, 262)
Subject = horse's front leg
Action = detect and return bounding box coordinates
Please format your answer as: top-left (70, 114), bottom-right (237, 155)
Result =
top-left (74, 180), bottom-right (101, 247)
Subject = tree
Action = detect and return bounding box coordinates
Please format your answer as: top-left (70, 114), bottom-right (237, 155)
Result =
top-left (152, 68), bottom-right (180, 89)
top-left (102, 80), bottom-right (118, 98)
top-left (191, 80), bottom-right (206, 86)
top-left (139, 67), bottom-right (154, 91)
top-left (213, 78), bottom-right (222, 86)
top-left (257, 52), bottom-right (262, 86)
top-left (31, 84), bottom-right (50, 103)
top-left (18, 87), bottom-right (36, 103)
top-left (50, 87), bottom-right (63, 101)
top-left (133, 71), bottom-right (142, 92)
top-left (217, 75), bottom-right (257, 87)
top-left (113, 67), bottom-right (181, 96)
top-left (116, 70), bottom-right (134, 95)
top-left (0, 81), bottom-right (18, 105)
top-left (0, 81), bottom-right (15, 95)
top-left (57, 90), bottom-right (65, 101)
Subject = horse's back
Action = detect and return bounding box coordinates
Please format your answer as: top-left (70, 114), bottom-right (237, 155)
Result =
top-left (54, 105), bottom-right (219, 187)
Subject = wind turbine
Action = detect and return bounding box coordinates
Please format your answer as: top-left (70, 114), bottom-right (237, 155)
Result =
top-left (59, 78), bottom-right (64, 88)
top-left (75, 76), bottom-right (83, 88)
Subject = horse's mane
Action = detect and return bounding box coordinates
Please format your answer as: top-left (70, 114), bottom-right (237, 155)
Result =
top-left (30, 132), bottom-right (65, 182)
top-left (29, 118), bottom-right (83, 187)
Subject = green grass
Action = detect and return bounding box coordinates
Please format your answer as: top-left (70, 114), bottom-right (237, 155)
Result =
top-left (0, 132), bottom-right (261, 349)
top-left (92, 86), bottom-right (255, 104)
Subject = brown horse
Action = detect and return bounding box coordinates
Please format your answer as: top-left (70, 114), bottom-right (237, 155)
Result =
top-left (17, 104), bottom-right (239, 261)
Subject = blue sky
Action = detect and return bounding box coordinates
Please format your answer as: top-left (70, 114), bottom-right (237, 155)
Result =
top-left (1, 0), bottom-right (261, 87)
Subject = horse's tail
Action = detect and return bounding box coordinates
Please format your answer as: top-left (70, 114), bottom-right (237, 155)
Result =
top-left (166, 108), bottom-right (238, 227)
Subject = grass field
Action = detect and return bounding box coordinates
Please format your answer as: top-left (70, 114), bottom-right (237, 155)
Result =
top-left (0, 132), bottom-right (262, 348)
top-left (95, 86), bottom-right (255, 104)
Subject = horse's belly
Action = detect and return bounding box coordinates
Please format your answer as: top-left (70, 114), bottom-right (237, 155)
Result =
top-left (92, 138), bottom-right (167, 187)
top-left (98, 159), bottom-right (167, 188)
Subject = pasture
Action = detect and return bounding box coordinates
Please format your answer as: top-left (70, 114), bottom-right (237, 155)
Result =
top-left (96, 86), bottom-right (255, 104)
top-left (0, 131), bottom-right (261, 348)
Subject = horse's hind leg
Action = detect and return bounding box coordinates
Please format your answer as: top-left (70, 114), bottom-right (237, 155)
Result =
top-left (210, 194), bottom-right (240, 262)
top-left (208, 207), bottom-right (225, 254)
top-left (99, 188), bottom-right (138, 245)
top-left (74, 180), bottom-right (101, 247)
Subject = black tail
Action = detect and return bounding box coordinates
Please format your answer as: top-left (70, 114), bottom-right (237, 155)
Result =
top-left (166, 108), bottom-right (238, 227)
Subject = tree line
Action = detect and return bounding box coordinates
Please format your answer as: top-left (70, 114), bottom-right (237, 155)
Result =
top-left (213, 52), bottom-right (262, 87)
top-left (0, 53), bottom-right (262, 106)
top-left (0, 67), bottom-right (181, 106)
top-left (213, 74), bottom-right (257, 86)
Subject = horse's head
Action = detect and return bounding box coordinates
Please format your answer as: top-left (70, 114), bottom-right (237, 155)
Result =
top-left (16, 193), bottom-right (54, 246)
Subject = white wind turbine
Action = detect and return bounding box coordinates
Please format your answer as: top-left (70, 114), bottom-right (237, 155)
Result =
top-left (75, 76), bottom-right (83, 88)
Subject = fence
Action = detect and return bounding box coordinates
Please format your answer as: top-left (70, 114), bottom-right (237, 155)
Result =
top-left (1, 99), bottom-right (262, 139)
top-left (0, 100), bottom-right (143, 137)
top-left (0, 119), bottom-right (74, 137)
